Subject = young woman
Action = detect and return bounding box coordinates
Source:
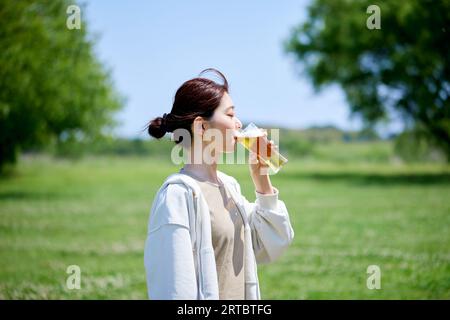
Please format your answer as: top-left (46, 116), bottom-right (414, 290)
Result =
top-left (144, 68), bottom-right (294, 300)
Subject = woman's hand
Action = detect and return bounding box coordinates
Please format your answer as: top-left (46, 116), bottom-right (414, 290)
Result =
top-left (249, 132), bottom-right (277, 194)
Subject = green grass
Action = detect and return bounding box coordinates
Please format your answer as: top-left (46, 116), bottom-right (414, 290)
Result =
top-left (0, 154), bottom-right (449, 299)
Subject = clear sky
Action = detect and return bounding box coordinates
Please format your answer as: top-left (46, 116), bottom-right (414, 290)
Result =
top-left (83, 0), bottom-right (403, 138)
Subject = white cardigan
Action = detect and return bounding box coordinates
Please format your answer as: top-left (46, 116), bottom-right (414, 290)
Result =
top-left (144, 170), bottom-right (294, 300)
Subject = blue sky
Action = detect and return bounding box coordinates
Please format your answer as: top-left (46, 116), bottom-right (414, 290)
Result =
top-left (83, 0), bottom-right (403, 138)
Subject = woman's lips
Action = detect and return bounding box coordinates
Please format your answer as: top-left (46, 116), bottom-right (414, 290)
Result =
top-left (233, 131), bottom-right (243, 141)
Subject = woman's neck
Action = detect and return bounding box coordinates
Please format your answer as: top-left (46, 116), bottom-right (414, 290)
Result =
top-left (182, 140), bottom-right (222, 184)
top-left (182, 163), bottom-right (219, 184)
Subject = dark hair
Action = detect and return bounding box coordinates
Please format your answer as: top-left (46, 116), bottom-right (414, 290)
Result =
top-left (147, 68), bottom-right (229, 144)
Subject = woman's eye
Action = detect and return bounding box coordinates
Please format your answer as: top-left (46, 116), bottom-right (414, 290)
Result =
top-left (228, 114), bottom-right (234, 118)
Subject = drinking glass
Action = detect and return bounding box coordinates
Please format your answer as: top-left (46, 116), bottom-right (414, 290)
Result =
top-left (236, 123), bottom-right (288, 174)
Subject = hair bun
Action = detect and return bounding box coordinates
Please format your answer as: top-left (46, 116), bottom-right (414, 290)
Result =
top-left (147, 115), bottom-right (168, 139)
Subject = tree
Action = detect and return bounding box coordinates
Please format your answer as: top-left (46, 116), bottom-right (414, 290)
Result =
top-left (285, 0), bottom-right (450, 160)
top-left (0, 0), bottom-right (123, 172)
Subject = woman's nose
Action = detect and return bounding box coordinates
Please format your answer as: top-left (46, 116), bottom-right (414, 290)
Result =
top-left (235, 118), bottom-right (242, 130)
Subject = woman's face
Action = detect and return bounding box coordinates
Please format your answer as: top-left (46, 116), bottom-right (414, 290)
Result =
top-left (205, 92), bottom-right (242, 153)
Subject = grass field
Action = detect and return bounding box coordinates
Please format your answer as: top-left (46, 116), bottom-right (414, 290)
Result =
top-left (0, 154), bottom-right (449, 299)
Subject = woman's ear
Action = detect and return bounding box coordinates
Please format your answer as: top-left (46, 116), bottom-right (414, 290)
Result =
top-left (192, 116), bottom-right (206, 136)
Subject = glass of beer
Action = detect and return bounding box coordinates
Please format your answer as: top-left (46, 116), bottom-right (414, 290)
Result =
top-left (235, 123), bottom-right (288, 174)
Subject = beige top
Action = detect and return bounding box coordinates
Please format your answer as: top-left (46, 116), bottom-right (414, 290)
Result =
top-left (181, 169), bottom-right (245, 300)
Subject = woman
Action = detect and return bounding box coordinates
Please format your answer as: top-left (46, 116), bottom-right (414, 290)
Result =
top-left (144, 68), bottom-right (294, 300)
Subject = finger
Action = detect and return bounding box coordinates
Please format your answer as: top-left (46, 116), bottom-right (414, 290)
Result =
top-left (260, 158), bottom-right (269, 166)
top-left (249, 152), bottom-right (259, 164)
top-left (269, 140), bottom-right (278, 148)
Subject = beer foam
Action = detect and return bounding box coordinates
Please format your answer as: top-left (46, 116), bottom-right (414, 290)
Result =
top-left (240, 129), bottom-right (264, 138)
top-left (237, 123), bottom-right (265, 138)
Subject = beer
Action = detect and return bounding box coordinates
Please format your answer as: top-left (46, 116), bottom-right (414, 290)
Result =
top-left (236, 123), bottom-right (288, 174)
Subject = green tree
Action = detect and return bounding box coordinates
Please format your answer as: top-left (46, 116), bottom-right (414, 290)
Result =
top-left (0, 0), bottom-right (123, 172)
top-left (285, 0), bottom-right (450, 160)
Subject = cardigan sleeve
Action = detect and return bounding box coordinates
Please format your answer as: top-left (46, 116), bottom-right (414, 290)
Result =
top-left (144, 184), bottom-right (198, 299)
top-left (231, 178), bottom-right (295, 264)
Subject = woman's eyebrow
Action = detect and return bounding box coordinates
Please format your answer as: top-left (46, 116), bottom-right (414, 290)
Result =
top-left (226, 106), bottom-right (235, 111)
